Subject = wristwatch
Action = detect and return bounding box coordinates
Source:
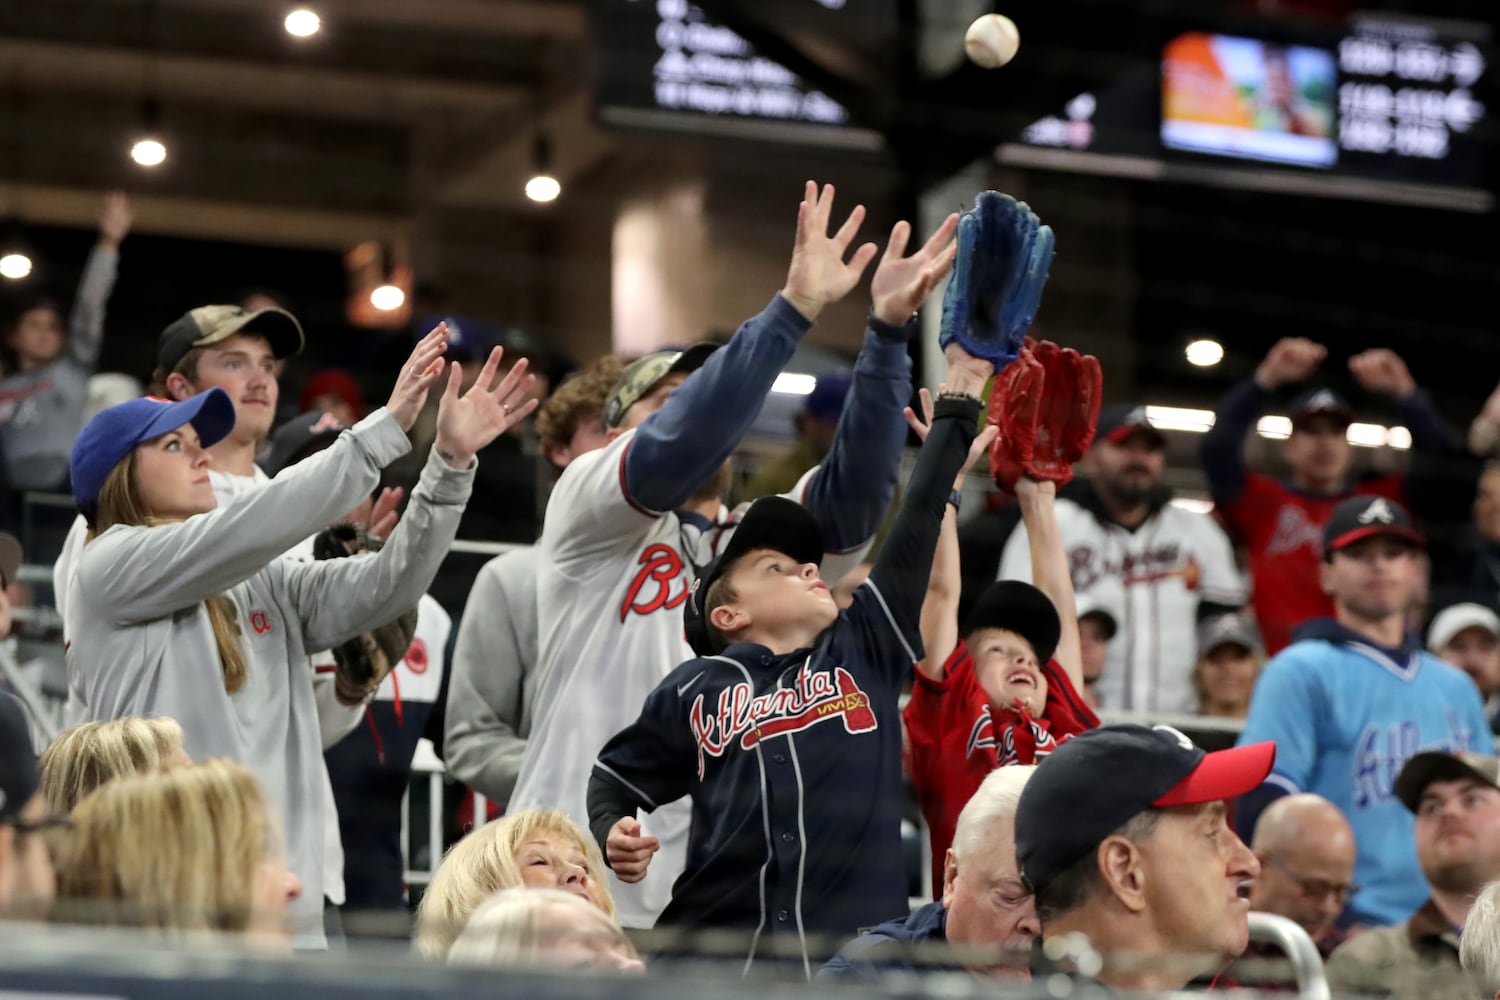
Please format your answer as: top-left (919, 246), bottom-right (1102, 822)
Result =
top-left (947, 488), bottom-right (963, 512)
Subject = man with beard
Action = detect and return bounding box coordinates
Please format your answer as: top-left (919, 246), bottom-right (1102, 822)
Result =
top-left (509, 182), bottom-right (960, 928)
top-left (1016, 724), bottom-right (1274, 993)
top-left (1237, 496), bottom-right (1491, 928)
top-left (999, 405), bottom-right (1245, 712)
top-left (1200, 339), bottom-right (1462, 654)
top-left (1326, 751), bottom-right (1500, 1000)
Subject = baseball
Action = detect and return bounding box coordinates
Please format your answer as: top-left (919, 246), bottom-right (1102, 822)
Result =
top-left (964, 13), bottom-right (1020, 69)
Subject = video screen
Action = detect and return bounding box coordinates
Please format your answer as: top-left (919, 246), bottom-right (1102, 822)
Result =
top-left (1162, 33), bottom-right (1338, 168)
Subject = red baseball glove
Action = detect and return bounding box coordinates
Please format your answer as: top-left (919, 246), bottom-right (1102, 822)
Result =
top-left (988, 339), bottom-right (1102, 492)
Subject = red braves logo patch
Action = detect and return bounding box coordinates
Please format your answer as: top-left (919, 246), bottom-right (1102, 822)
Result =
top-left (688, 664), bottom-right (877, 778)
top-left (618, 543), bottom-right (690, 622)
top-left (250, 611), bottom-right (273, 635)
top-left (405, 638), bottom-right (429, 675)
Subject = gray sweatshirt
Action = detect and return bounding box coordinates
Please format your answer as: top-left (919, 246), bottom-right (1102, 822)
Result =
top-left (65, 408), bottom-right (473, 946)
top-left (0, 245), bottom-right (117, 490)
top-left (442, 546), bottom-right (537, 804)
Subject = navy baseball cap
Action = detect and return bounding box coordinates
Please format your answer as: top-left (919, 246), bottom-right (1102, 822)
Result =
top-left (0, 691), bottom-right (38, 825)
top-left (158, 305), bottom-right (304, 376)
top-left (683, 496), bottom-right (824, 657)
top-left (603, 344), bottom-right (717, 429)
top-left (804, 372), bottom-right (853, 423)
top-left (1322, 495), bottom-right (1424, 558)
top-left (1096, 404), bottom-right (1165, 449)
top-left (1016, 725), bottom-right (1275, 897)
top-left (1289, 388), bottom-right (1352, 430)
top-left (70, 389), bottom-right (237, 517)
top-left (963, 580), bottom-right (1062, 664)
top-left (262, 410), bottom-right (348, 477)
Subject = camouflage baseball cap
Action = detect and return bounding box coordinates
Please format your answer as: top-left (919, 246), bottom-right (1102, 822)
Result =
top-left (602, 343), bottom-right (717, 429)
top-left (157, 305), bottom-right (305, 376)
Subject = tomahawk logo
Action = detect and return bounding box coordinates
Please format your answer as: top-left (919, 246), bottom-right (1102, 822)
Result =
top-left (1358, 498), bottom-right (1396, 525)
top-left (688, 665), bottom-right (877, 778)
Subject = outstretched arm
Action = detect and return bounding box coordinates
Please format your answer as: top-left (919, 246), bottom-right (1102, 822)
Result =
top-left (68, 192), bottom-right (132, 368)
top-left (623, 181), bottom-right (878, 514)
top-left (802, 215), bottom-right (959, 553)
top-left (1201, 338), bottom-right (1323, 505)
top-left (1014, 478), bottom-right (1082, 690)
top-left (904, 387), bottom-right (997, 682)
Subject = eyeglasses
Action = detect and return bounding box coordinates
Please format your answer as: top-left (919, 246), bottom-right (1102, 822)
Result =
top-left (1262, 853), bottom-right (1359, 903)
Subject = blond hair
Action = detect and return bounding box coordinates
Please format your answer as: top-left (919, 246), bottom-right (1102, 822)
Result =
top-left (447, 888), bottom-right (638, 969)
top-left (89, 450), bottom-right (248, 693)
top-left (414, 808), bottom-right (615, 958)
top-left (55, 759), bottom-right (275, 935)
top-left (40, 717), bottom-right (186, 814)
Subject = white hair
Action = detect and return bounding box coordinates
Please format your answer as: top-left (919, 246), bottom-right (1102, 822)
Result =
top-left (1461, 881), bottom-right (1500, 994)
top-left (952, 765), bottom-right (1037, 861)
top-left (446, 888), bottom-right (637, 970)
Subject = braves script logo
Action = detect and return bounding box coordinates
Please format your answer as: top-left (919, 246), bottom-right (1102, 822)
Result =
top-left (618, 544), bottom-right (690, 622)
top-left (1265, 505), bottom-right (1325, 557)
top-left (967, 704), bottom-right (1060, 765)
top-left (249, 611), bottom-right (273, 635)
top-left (688, 664), bottom-right (877, 778)
top-left (1069, 543), bottom-right (1198, 591)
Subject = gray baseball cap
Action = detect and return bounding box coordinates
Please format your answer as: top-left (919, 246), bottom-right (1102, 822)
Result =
top-left (1196, 612), bottom-right (1260, 658)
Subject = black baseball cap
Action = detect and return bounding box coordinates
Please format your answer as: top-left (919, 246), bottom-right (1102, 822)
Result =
top-left (262, 411), bottom-right (348, 477)
top-left (683, 496), bottom-right (824, 657)
top-left (1016, 724), bottom-right (1275, 897)
top-left (963, 581), bottom-right (1062, 664)
top-left (602, 344), bottom-right (717, 429)
top-left (1322, 495), bottom-right (1425, 558)
top-left (0, 691), bottom-right (38, 825)
top-left (1289, 388), bottom-right (1352, 430)
top-left (158, 305), bottom-right (305, 376)
top-left (1096, 404), bottom-right (1165, 449)
top-left (1395, 751), bottom-right (1500, 813)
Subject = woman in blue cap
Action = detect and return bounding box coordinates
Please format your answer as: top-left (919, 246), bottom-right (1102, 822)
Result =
top-left (62, 324), bottom-right (537, 947)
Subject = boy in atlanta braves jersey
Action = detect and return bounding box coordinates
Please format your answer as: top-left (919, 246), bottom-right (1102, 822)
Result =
top-left (587, 344), bottom-right (993, 977)
top-left (903, 384), bottom-right (1097, 897)
top-left (511, 182), bottom-right (961, 929)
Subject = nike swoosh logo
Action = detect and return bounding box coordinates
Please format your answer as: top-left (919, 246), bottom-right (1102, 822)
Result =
top-left (677, 671), bottom-right (706, 697)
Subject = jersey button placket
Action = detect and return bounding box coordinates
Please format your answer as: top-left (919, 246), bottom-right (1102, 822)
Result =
top-left (780, 831), bottom-right (795, 844)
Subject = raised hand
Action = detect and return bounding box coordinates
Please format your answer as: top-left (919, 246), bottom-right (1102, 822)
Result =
top-left (904, 386), bottom-right (1000, 489)
top-left (606, 817), bottom-right (660, 883)
top-left (1254, 337), bottom-right (1325, 390)
top-left (871, 215), bottom-right (960, 326)
top-left (780, 181), bottom-right (879, 323)
top-left (386, 324), bottom-right (450, 432)
top-left (98, 191), bottom-right (133, 249)
top-left (366, 486), bottom-right (404, 543)
top-left (1349, 348), bottom-right (1416, 401)
top-left (433, 347), bottom-right (539, 468)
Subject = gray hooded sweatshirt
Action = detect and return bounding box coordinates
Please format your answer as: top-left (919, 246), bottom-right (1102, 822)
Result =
top-left (65, 408), bottom-right (472, 946)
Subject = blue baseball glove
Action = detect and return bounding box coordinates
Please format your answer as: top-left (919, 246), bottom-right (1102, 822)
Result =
top-left (939, 192), bottom-right (1055, 368)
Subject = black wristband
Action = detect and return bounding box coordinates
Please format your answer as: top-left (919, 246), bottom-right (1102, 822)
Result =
top-left (868, 309), bottom-right (919, 342)
top-left (932, 396), bottom-right (983, 422)
top-left (947, 489), bottom-right (964, 512)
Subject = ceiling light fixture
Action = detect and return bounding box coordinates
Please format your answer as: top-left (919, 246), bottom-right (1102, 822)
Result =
top-left (130, 97), bottom-right (167, 168)
top-left (524, 135), bottom-right (561, 203)
top-left (1185, 338), bottom-right (1224, 367)
top-left (285, 8), bottom-right (321, 37)
top-left (369, 283), bottom-right (406, 312)
top-left (0, 251), bottom-right (32, 281)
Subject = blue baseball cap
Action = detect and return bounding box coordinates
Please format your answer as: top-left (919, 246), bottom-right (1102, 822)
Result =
top-left (70, 389), bottom-right (237, 517)
top-left (803, 372), bottom-right (852, 423)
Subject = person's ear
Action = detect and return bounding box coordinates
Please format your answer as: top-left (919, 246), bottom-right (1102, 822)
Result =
top-left (1319, 558), bottom-right (1336, 597)
top-left (940, 849), bottom-right (960, 909)
top-left (1098, 835), bottom-right (1148, 914)
top-left (164, 372), bottom-right (196, 402)
top-left (709, 603), bottom-right (746, 636)
top-left (544, 444), bottom-right (572, 470)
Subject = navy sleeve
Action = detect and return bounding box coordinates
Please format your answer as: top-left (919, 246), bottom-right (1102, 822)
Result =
top-left (587, 678), bottom-right (697, 857)
top-left (1397, 388), bottom-right (1460, 454)
top-left (859, 396), bottom-right (982, 669)
top-left (801, 326), bottom-right (912, 553)
top-left (1200, 379), bottom-right (1271, 506)
top-left (1400, 388), bottom-right (1480, 525)
top-left (624, 295), bottom-right (811, 513)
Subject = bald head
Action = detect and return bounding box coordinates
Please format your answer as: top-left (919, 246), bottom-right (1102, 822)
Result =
top-left (1249, 795), bottom-right (1356, 938)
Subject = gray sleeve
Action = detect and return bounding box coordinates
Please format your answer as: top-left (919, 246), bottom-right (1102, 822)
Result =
top-left (443, 550), bottom-right (536, 803)
top-left (275, 446), bottom-right (473, 654)
top-left (78, 409), bottom-right (410, 626)
top-left (68, 245), bottom-right (119, 368)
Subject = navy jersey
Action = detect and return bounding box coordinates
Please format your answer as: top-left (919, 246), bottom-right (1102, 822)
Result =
top-left (590, 393), bottom-right (982, 976)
